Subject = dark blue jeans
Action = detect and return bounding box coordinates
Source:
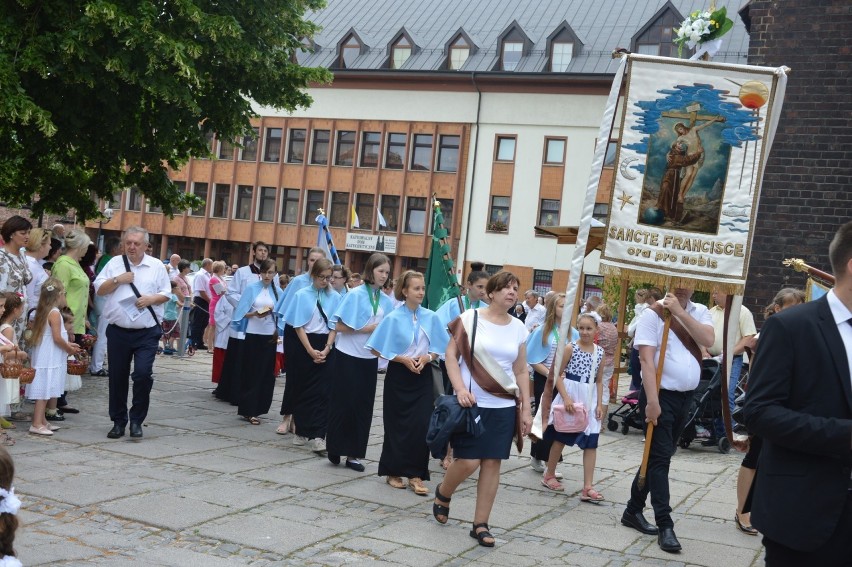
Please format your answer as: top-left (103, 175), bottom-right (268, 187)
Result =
top-left (107, 324), bottom-right (160, 426)
top-left (626, 388), bottom-right (692, 528)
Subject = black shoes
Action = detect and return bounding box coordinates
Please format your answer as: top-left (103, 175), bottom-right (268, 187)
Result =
top-left (658, 527), bottom-right (682, 552)
top-left (107, 424), bottom-right (125, 439)
top-left (327, 454), bottom-right (341, 465)
top-left (46, 413), bottom-right (65, 422)
top-left (129, 422), bottom-right (143, 438)
top-left (345, 459), bottom-right (365, 472)
top-left (621, 510), bottom-right (659, 535)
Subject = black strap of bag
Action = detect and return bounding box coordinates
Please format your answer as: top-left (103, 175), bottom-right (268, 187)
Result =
top-left (122, 255), bottom-right (160, 327)
top-left (469, 310), bottom-right (477, 392)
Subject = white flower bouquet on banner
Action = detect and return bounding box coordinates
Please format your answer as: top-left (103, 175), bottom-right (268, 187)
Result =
top-left (674, 6), bottom-right (734, 59)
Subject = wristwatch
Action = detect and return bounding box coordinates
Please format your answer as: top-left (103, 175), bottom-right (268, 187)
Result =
top-left (112, 277), bottom-right (118, 285)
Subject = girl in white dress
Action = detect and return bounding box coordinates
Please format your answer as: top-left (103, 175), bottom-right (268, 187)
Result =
top-left (542, 313), bottom-right (605, 502)
top-left (0, 295), bottom-right (27, 430)
top-left (25, 279), bottom-right (82, 436)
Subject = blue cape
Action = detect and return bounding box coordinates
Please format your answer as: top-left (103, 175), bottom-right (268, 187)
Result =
top-left (366, 304), bottom-right (449, 359)
top-left (232, 281), bottom-right (280, 333)
top-left (330, 284), bottom-right (395, 330)
top-left (525, 324), bottom-right (580, 364)
top-left (283, 284), bottom-right (342, 329)
top-left (274, 273), bottom-right (312, 315)
top-left (434, 295), bottom-right (487, 328)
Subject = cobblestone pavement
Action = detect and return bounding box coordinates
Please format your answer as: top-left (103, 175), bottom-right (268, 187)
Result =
top-left (10, 354), bottom-right (764, 566)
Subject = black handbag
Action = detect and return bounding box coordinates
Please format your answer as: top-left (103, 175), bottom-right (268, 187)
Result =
top-left (426, 311), bottom-right (484, 459)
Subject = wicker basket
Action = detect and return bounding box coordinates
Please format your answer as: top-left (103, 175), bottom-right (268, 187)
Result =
top-left (0, 348), bottom-right (22, 379)
top-left (79, 334), bottom-right (97, 350)
top-left (67, 360), bottom-right (88, 376)
top-left (18, 367), bottom-right (35, 385)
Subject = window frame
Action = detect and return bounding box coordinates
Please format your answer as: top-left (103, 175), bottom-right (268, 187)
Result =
top-left (328, 191), bottom-right (349, 228)
top-left (239, 128), bottom-right (259, 162)
top-left (543, 137), bottom-right (567, 165)
top-left (538, 199), bottom-right (560, 227)
top-left (256, 186), bottom-right (277, 223)
top-left (286, 128), bottom-right (306, 164)
top-left (360, 132), bottom-right (381, 168)
top-left (310, 129), bottom-right (331, 165)
top-left (488, 196), bottom-right (510, 232)
top-left (233, 185), bottom-right (253, 220)
top-left (211, 183), bottom-right (231, 219)
top-left (603, 139), bottom-right (618, 169)
top-left (354, 193), bottom-right (374, 231)
top-left (218, 138), bottom-right (236, 160)
top-left (550, 41), bottom-right (574, 72)
top-left (501, 41), bottom-right (523, 71)
top-left (262, 127), bottom-right (283, 163)
top-left (189, 182), bottom-right (208, 216)
top-left (403, 196), bottom-right (428, 234)
top-left (391, 36), bottom-right (412, 69)
top-left (334, 130), bottom-right (356, 166)
top-left (379, 194), bottom-right (399, 231)
top-left (384, 133), bottom-right (406, 169)
top-left (436, 134), bottom-right (460, 172)
top-left (341, 35), bottom-right (361, 68)
top-left (409, 133), bottom-right (434, 171)
top-left (126, 186), bottom-right (142, 212)
top-left (448, 36), bottom-right (470, 70)
top-left (494, 135), bottom-right (517, 162)
top-left (279, 189), bottom-right (300, 224)
top-left (303, 190), bottom-right (325, 225)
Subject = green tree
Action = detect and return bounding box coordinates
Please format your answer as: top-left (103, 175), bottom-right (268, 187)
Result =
top-left (0, 0), bottom-right (331, 220)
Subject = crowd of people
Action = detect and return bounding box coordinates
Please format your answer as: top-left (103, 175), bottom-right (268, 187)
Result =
top-left (0, 214), bottom-right (849, 565)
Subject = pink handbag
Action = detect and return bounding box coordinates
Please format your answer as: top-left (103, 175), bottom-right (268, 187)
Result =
top-left (552, 403), bottom-right (589, 433)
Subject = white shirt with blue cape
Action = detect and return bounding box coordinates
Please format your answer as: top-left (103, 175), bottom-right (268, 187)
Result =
top-left (434, 295), bottom-right (488, 328)
top-left (273, 272), bottom-right (312, 328)
top-left (282, 285), bottom-right (342, 330)
top-left (231, 281), bottom-right (280, 334)
top-left (330, 284), bottom-right (395, 330)
top-left (525, 324), bottom-right (580, 365)
top-left (366, 304), bottom-right (449, 359)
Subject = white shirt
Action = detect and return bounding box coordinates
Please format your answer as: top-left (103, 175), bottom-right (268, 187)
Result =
top-left (94, 254), bottom-right (171, 329)
top-left (826, 289), bottom-right (852, 389)
top-left (25, 255), bottom-right (48, 309)
top-left (459, 315), bottom-right (528, 409)
top-left (708, 304), bottom-right (756, 356)
top-left (192, 268), bottom-right (211, 300)
top-left (336, 308), bottom-right (383, 359)
top-left (524, 303), bottom-right (546, 332)
top-left (634, 300), bottom-right (713, 392)
top-left (165, 263), bottom-right (179, 279)
top-left (627, 302), bottom-right (649, 338)
top-left (227, 264), bottom-right (261, 307)
top-left (245, 287), bottom-right (276, 335)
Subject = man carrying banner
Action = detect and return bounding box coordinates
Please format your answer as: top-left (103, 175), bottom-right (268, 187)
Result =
top-left (621, 288), bottom-right (713, 553)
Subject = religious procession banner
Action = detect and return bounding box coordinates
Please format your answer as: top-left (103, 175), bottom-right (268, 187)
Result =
top-left (599, 54), bottom-right (788, 293)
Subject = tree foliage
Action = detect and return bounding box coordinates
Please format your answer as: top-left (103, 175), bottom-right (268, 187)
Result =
top-left (0, 0), bottom-right (331, 220)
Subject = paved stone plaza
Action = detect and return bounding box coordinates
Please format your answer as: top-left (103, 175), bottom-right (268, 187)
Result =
top-left (10, 354), bottom-right (764, 566)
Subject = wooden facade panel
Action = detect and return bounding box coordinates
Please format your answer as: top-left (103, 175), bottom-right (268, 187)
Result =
top-left (253, 223), bottom-right (275, 243)
top-left (539, 166), bottom-right (565, 200)
top-left (212, 166), bottom-right (235, 184)
top-left (235, 162), bottom-right (257, 184)
top-left (257, 164), bottom-right (280, 187)
top-left (207, 219), bottom-right (230, 240)
top-left (298, 229), bottom-right (319, 248)
top-left (122, 212), bottom-right (141, 227)
top-left (184, 217), bottom-right (206, 237)
top-left (405, 174), bottom-right (431, 196)
top-left (502, 265), bottom-right (533, 288)
top-left (397, 234), bottom-right (424, 257)
top-left (598, 168), bottom-right (614, 202)
top-left (281, 166), bottom-right (302, 188)
top-left (141, 215), bottom-right (162, 233)
top-left (192, 161), bottom-right (213, 178)
top-left (230, 220), bottom-right (252, 241)
top-left (432, 172), bottom-right (457, 196)
top-left (353, 168), bottom-right (379, 191)
top-left (329, 167), bottom-right (353, 189)
top-left (490, 162), bottom-right (515, 197)
top-left (379, 171), bottom-right (405, 194)
top-left (163, 217), bottom-right (185, 236)
top-left (304, 166), bottom-right (327, 188)
top-left (274, 224), bottom-right (299, 244)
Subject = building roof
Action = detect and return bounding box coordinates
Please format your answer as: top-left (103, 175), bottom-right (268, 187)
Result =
top-left (298, 0), bottom-right (750, 75)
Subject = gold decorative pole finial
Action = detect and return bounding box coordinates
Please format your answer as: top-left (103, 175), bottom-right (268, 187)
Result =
top-left (317, 207), bottom-right (325, 215)
top-left (782, 258), bottom-right (807, 273)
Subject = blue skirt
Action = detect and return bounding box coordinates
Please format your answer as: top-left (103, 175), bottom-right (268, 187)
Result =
top-left (543, 424), bottom-right (599, 449)
top-left (451, 406), bottom-right (516, 460)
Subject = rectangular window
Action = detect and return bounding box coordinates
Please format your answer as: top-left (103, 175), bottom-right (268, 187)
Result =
top-left (126, 187), bottom-right (142, 211)
top-left (495, 136), bottom-right (516, 161)
top-left (310, 130), bottom-right (330, 165)
top-left (385, 133), bottom-right (406, 169)
top-left (234, 185), bottom-right (253, 220)
top-left (329, 192), bottom-right (349, 227)
top-left (379, 195), bottom-right (399, 231)
top-left (603, 140), bottom-right (618, 168)
top-left (502, 42), bottom-right (523, 71)
top-left (110, 190), bottom-right (123, 210)
top-left (593, 203), bottom-right (610, 222)
top-left (263, 128), bottom-right (282, 162)
top-left (551, 42), bottom-right (574, 72)
top-left (636, 44), bottom-right (660, 56)
top-left (257, 187), bottom-right (276, 222)
top-left (211, 184), bottom-right (231, 218)
top-left (304, 190), bottom-right (324, 224)
top-left (410, 134), bottom-right (433, 171)
top-left (436, 198), bottom-right (454, 236)
top-left (436, 135), bottom-right (460, 172)
top-left (404, 196), bottom-right (427, 234)
top-left (355, 193), bottom-right (374, 230)
top-left (190, 182), bottom-right (208, 216)
top-left (218, 138), bottom-right (235, 160)
top-left (484, 264), bottom-right (503, 276)
top-left (360, 132), bottom-right (381, 167)
top-left (280, 189), bottom-right (300, 224)
top-left (239, 128), bottom-right (259, 161)
top-left (334, 131), bottom-right (356, 166)
top-left (533, 270), bottom-right (553, 294)
top-left (200, 130), bottom-right (215, 157)
top-left (544, 137), bottom-right (566, 164)
top-left (287, 129), bottom-right (306, 163)
top-left (488, 196), bottom-right (510, 231)
top-left (147, 199), bottom-right (162, 214)
top-left (539, 199), bottom-right (560, 227)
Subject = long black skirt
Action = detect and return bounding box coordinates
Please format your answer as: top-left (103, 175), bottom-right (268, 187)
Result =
top-left (280, 325), bottom-right (300, 415)
top-left (326, 351), bottom-right (378, 459)
top-left (378, 361), bottom-right (432, 480)
top-left (215, 336), bottom-right (244, 405)
top-left (290, 332), bottom-right (334, 439)
top-left (237, 333), bottom-right (277, 418)
top-left (530, 371), bottom-right (558, 461)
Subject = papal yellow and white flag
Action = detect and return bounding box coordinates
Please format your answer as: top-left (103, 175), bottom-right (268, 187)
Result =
top-left (350, 205), bottom-right (360, 229)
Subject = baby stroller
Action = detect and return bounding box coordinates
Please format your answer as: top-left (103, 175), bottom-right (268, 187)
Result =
top-left (678, 359), bottom-right (730, 453)
top-left (607, 389), bottom-right (645, 435)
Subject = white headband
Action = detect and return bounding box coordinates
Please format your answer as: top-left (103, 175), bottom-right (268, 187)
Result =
top-left (0, 487), bottom-right (21, 515)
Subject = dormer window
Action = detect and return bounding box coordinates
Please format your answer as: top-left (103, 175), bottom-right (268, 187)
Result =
top-left (341, 35), bottom-right (361, 68)
top-left (448, 37), bottom-right (470, 70)
top-left (502, 41), bottom-right (523, 71)
top-left (551, 42), bottom-right (574, 72)
top-left (631, 1), bottom-right (685, 58)
top-left (391, 36), bottom-right (412, 69)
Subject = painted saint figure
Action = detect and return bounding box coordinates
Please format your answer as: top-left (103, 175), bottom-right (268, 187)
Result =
top-left (656, 140), bottom-right (702, 222)
top-left (673, 116), bottom-right (723, 209)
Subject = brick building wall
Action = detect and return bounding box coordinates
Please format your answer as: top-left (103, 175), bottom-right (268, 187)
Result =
top-left (0, 206), bottom-right (74, 234)
top-left (743, 0), bottom-right (852, 321)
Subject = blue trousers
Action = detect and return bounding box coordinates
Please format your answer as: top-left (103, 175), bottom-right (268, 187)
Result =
top-left (107, 324), bottom-right (160, 426)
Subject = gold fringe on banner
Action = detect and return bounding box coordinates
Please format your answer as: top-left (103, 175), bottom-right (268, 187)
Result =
top-left (598, 265), bottom-right (744, 295)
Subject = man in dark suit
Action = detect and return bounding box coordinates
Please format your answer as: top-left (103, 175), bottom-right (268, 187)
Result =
top-left (743, 220), bottom-right (852, 566)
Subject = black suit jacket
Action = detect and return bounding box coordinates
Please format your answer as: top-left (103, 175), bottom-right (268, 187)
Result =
top-left (743, 295), bottom-right (852, 551)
